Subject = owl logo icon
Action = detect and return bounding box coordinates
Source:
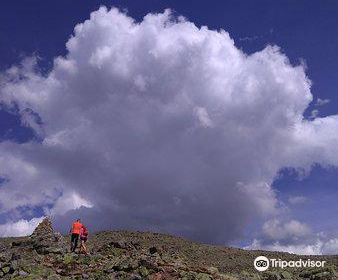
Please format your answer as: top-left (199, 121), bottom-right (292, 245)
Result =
top-left (254, 256), bottom-right (269, 271)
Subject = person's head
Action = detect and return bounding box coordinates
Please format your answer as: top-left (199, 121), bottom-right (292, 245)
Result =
top-left (76, 218), bottom-right (81, 223)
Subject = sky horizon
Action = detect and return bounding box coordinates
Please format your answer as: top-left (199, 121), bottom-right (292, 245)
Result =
top-left (0, 0), bottom-right (338, 255)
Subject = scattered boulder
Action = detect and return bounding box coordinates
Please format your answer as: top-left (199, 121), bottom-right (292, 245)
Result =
top-left (19, 270), bottom-right (29, 276)
top-left (138, 266), bottom-right (149, 277)
top-left (196, 273), bottom-right (212, 280)
top-left (311, 271), bottom-right (333, 280)
top-left (280, 270), bottom-right (292, 279)
top-left (267, 272), bottom-right (281, 280)
top-left (149, 246), bottom-right (163, 255)
top-left (110, 241), bottom-right (128, 249)
top-left (207, 266), bottom-right (219, 275)
top-left (11, 241), bottom-right (22, 247)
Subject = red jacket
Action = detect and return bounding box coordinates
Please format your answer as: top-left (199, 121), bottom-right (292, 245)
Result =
top-left (80, 227), bottom-right (88, 238)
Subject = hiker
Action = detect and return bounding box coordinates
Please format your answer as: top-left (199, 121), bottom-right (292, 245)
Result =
top-left (70, 218), bottom-right (82, 252)
top-left (80, 225), bottom-right (89, 254)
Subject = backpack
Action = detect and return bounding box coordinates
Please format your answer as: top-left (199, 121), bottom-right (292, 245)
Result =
top-left (81, 227), bottom-right (88, 237)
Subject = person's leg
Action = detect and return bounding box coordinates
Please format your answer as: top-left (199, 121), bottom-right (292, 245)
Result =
top-left (80, 239), bottom-right (84, 253)
top-left (70, 234), bottom-right (75, 251)
top-left (83, 239), bottom-right (87, 254)
top-left (74, 234), bottom-right (79, 252)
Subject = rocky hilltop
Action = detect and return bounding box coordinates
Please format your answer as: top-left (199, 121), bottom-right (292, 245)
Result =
top-left (0, 218), bottom-right (338, 280)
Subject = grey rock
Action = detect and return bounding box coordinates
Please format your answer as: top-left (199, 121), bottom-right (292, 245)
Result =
top-left (10, 260), bottom-right (18, 270)
top-left (47, 274), bottom-right (61, 280)
top-left (19, 270), bottom-right (29, 276)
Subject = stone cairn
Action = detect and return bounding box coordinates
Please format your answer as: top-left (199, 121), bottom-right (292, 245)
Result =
top-left (31, 217), bottom-right (54, 237)
top-left (29, 217), bottom-right (68, 255)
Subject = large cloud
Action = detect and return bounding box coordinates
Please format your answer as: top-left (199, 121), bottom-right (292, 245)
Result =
top-left (0, 7), bottom-right (338, 245)
top-left (246, 219), bottom-right (338, 255)
top-left (0, 217), bottom-right (44, 237)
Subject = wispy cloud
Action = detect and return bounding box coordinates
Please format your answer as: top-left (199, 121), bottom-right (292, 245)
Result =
top-left (316, 98), bottom-right (330, 106)
top-left (288, 195), bottom-right (308, 204)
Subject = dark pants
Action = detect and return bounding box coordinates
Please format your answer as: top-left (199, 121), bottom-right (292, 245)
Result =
top-left (71, 233), bottom-right (79, 252)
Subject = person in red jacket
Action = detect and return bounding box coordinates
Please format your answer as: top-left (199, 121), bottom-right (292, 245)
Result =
top-left (80, 225), bottom-right (89, 255)
top-left (70, 218), bottom-right (82, 252)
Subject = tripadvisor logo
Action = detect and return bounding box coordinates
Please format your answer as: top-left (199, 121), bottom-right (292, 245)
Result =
top-left (254, 256), bottom-right (326, 271)
top-left (254, 256), bottom-right (269, 271)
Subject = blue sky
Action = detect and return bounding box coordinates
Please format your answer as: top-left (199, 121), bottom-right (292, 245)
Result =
top-left (0, 0), bottom-right (337, 254)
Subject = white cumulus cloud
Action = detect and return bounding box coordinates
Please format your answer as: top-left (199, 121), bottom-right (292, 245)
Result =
top-left (246, 219), bottom-right (338, 255)
top-left (262, 219), bottom-right (311, 241)
top-left (0, 217), bottom-right (44, 237)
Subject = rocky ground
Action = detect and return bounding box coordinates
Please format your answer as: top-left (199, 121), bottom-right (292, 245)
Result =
top-left (0, 218), bottom-right (338, 279)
